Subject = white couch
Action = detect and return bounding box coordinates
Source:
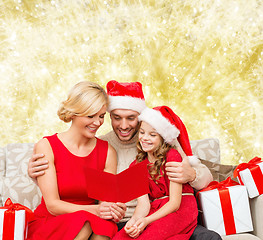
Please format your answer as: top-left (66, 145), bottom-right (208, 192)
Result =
top-left (0, 138), bottom-right (262, 239)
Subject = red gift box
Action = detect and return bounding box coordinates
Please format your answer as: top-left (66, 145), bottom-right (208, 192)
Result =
top-left (234, 157), bottom-right (263, 198)
top-left (0, 198), bottom-right (34, 240)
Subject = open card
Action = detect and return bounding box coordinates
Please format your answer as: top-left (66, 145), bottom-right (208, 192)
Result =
top-left (85, 161), bottom-right (149, 203)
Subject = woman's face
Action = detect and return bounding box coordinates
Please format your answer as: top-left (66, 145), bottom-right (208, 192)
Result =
top-left (72, 104), bottom-right (107, 138)
top-left (138, 121), bottom-right (162, 155)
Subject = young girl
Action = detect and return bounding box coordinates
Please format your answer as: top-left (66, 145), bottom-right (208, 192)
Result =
top-left (113, 106), bottom-right (198, 240)
top-left (27, 81), bottom-right (118, 240)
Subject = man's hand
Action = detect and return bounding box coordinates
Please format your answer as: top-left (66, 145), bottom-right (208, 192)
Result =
top-left (165, 157), bottom-right (196, 184)
top-left (110, 202), bottom-right (127, 222)
top-left (28, 153), bottom-right (48, 179)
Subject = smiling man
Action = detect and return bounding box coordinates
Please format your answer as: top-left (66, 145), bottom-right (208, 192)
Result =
top-left (110, 109), bottom-right (140, 142)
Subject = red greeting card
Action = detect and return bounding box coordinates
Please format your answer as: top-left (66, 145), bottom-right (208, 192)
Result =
top-left (85, 161), bottom-right (149, 203)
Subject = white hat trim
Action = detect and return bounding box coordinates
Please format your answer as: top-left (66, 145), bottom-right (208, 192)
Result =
top-left (108, 96), bottom-right (146, 113)
top-left (188, 155), bottom-right (200, 166)
top-left (138, 108), bottom-right (180, 144)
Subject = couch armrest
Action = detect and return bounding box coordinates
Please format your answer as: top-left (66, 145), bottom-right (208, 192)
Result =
top-left (250, 195), bottom-right (263, 239)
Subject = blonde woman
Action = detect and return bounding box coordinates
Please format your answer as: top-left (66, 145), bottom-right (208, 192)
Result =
top-left (27, 82), bottom-right (118, 240)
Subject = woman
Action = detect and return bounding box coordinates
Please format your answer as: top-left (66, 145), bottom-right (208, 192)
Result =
top-left (27, 81), bottom-right (118, 240)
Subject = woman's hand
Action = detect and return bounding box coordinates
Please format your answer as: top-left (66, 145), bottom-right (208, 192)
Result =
top-left (98, 202), bottom-right (114, 220)
top-left (110, 202), bottom-right (127, 222)
top-left (98, 202), bottom-right (126, 222)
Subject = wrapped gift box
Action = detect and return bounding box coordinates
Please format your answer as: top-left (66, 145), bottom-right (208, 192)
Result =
top-left (0, 209), bottom-right (26, 240)
top-left (0, 198), bottom-right (34, 240)
top-left (234, 157), bottom-right (263, 198)
top-left (198, 178), bottom-right (253, 236)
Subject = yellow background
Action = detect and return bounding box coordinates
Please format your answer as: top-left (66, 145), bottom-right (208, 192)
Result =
top-left (1, 0), bottom-right (262, 164)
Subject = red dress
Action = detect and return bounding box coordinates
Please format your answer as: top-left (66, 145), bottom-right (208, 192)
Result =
top-left (27, 134), bottom-right (117, 240)
top-left (113, 148), bottom-right (198, 240)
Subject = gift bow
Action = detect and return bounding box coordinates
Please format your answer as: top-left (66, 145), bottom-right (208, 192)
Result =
top-left (1, 198), bottom-right (34, 240)
top-left (233, 156), bottom-right (262, 178)
top-left (200, 177), bottom-right (239, 192)
top-left (198, 177), bottom-right (239, 235)
top-left (233, 157), bottom-right (263, 196)
top-left (3, 198), bottom-right (35, 221)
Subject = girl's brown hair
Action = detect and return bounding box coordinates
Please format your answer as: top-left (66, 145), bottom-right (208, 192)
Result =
top-left (136, 137), bottom-right (172, 181)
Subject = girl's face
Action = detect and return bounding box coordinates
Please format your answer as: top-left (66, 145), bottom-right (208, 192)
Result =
top-left (72, 104), bottom-right (107, 138)
top-left (139, 121), bottom-right (162, 155)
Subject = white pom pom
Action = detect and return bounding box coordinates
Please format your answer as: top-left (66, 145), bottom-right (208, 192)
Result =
top-left (188, 155), bottom-right (200, 166)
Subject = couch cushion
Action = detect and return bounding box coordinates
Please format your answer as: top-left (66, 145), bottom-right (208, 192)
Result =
top-left (200, 159), bottom-right (237, 182)
top-left (0, 146), bottom-right (5, 176)
top-left (0, 176), bottom-right (3, 207)
top-left (222, 233), bottom-right (260, 240)
top-left (250, 195), bottom-right (263, 239)
top-left (2, 143), bottom-right (37, 209)
top-left (0, 147), bottom-right (5, 206)
top-left (5, 143), bottom-right (34, 177)
top-left (2, 175), bottom-right (42, 210)
top-left (190, 138), bottom-right (220, 163)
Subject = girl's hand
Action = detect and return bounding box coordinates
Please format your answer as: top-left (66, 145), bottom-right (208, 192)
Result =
top-left (125, 218), bottom-right (136, 230)
top-left (125, 218), bottom-right (140, 238)
top-left (125, 226), bottom-right (140, 238)
top-left (134, 217), bottom-right (149, 233)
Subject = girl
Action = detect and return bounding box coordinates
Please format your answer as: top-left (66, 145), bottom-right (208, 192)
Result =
top-left (27, 81), bottom-right (118, 240)
top-left (113, 106), bottom-right (198, 240)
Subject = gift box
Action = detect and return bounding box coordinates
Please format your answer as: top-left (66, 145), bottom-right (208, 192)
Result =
top-left (0, 198), bottom-right (34, 240)
top-left (234, 157), bottom-right (263, 198)
top-left (198, 177), bottom-right (253, 236)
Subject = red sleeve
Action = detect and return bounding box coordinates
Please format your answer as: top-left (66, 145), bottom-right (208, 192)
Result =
top-left (129, 159), bottom-right (139, 168)
top-left (166, 148), bottom-right (182, 163)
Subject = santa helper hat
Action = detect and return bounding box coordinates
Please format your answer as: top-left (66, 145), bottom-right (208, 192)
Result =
top-left (138, 106), bottom-right (199, 166)
top-left (106, 80), bottom-right (146, 113)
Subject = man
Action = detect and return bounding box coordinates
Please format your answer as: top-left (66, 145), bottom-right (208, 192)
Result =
top-left (28, 80), bottom-right (220, 239)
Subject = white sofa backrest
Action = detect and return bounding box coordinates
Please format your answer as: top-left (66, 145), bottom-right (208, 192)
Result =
top-left (190, 138), bottom-right (220, 164)
top-left (0, 143), bottom-right (41, 210)
top-left (0, 138), bottom-right (220, 209)
top-left (5, 143), bottom-right (34, 177)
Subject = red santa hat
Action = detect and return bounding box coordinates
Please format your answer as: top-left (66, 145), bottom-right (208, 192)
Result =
top-left (138, 106), bottom-right (199, 166)
top-left (106, 80), bottom-right (146, 113)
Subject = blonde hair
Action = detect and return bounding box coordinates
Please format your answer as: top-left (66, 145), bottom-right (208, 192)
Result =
top-left (57, 81), bottom-right (108, 123)
top-left (136, 137), bottom-right (172, 181)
